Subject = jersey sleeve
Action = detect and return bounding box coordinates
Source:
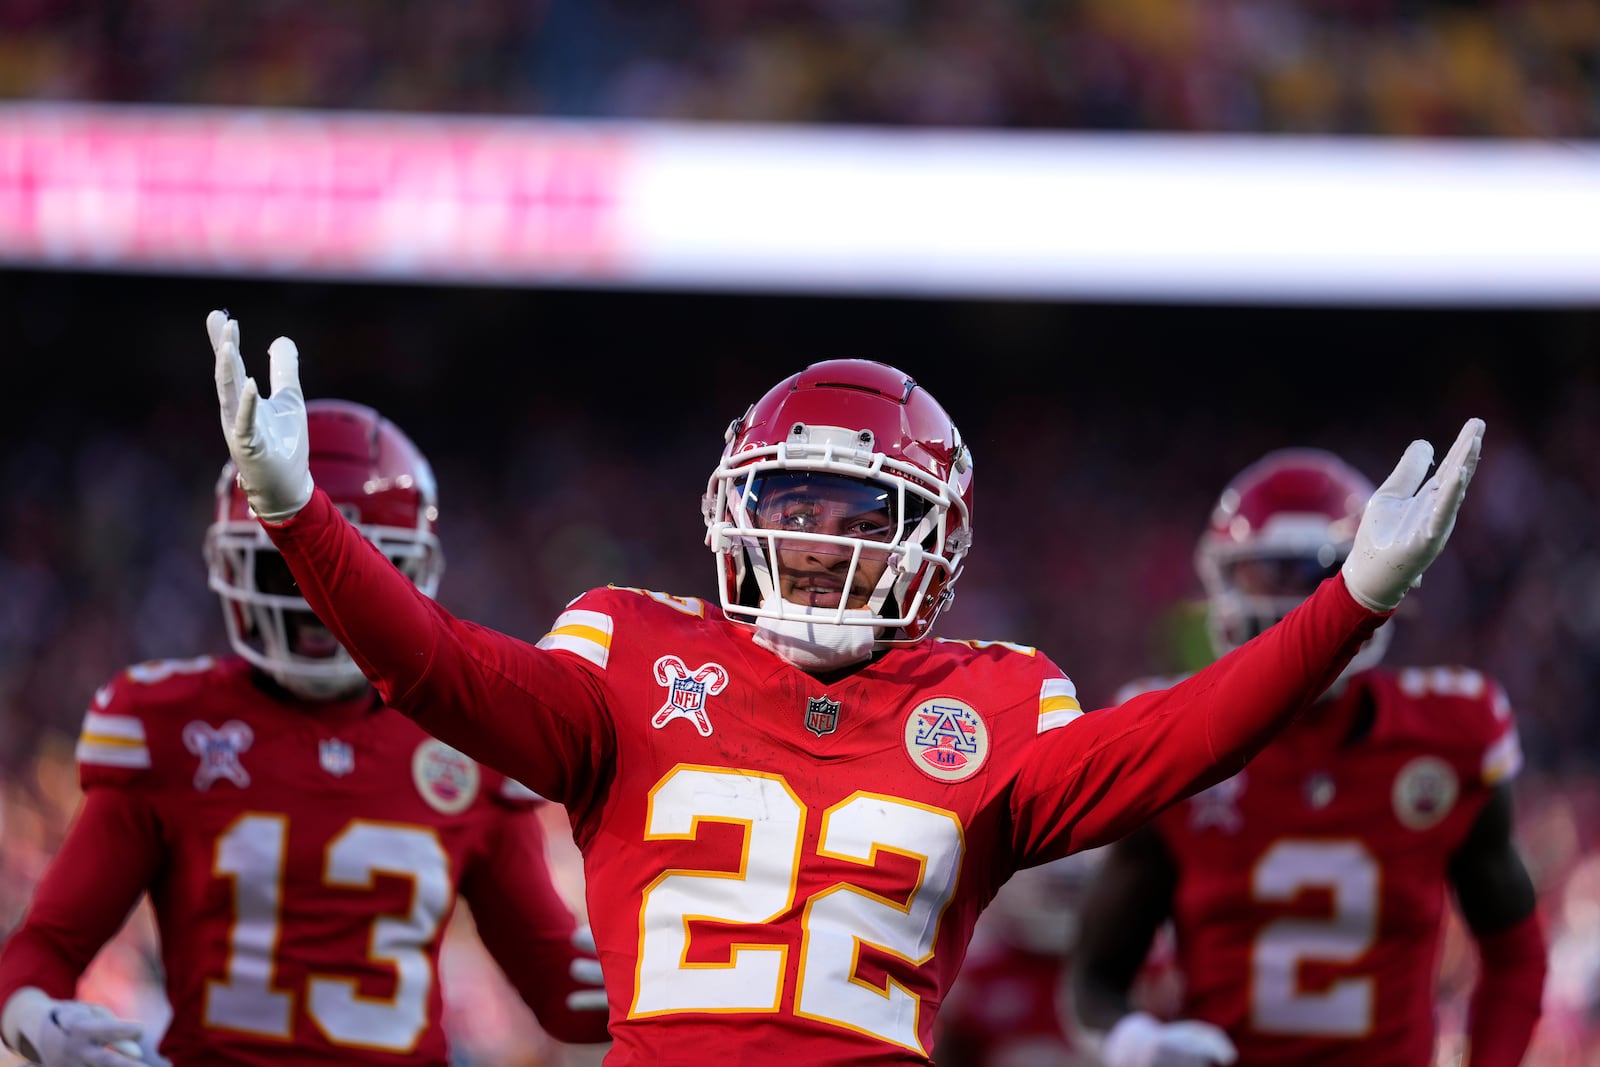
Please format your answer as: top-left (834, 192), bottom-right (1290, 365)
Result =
top-left (265, 489), bottom-right (617, 808)
top-left (1010, 575), bottom-right (1385, 859)
top-left (458, 807), bottom-right (612, 1045)
top-left (0, 789), bottom-right (161, 1005)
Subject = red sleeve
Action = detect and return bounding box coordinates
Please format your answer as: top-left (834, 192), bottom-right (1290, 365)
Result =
top-left (459, 809), bottom-right (612, 1045)
top-left (1012, 575), bottom-right (1386, 855)
top-left (0, 789), bottom-right (161, 1004)
top-left (265, 489), bottom-right (614, 806)
top-left (1465, 910), bottom-right (1546, 1067)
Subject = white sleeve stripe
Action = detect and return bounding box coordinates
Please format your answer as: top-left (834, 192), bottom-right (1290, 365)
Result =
top-left (76, 740), bottom-right (152, 769)
top-left (537, 631), bottom-right (610, 670)
top-left (1041, 677), bottom-right (1079, 700)
top-left (82, 711), bottom-right (145, 741)
top-left (1038, 708), bottom-right (1085, 734)
top-left (550, 609), bottom-right (613, 636)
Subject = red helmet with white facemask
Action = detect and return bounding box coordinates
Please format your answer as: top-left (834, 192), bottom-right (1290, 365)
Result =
top-left (703, 360), bottom-right (973, 670)
top-left (1195, 447), bottom-right (1389, 677)
top-left (205, 399), bottom-right (444, 699)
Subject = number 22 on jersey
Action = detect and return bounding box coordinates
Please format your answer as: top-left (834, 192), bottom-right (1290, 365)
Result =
top-left (207, 813), bottom-right (452, 1051)
top-left (632, 766), bottom-right (964, 1054)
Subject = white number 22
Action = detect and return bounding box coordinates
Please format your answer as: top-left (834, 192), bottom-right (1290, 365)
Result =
top-left (206, 814), bottom-right (452, 1051)
top-left (1251, 839), bottom-right (1378, 1036)
top-left (632, 766), bottom-right (963, 1055)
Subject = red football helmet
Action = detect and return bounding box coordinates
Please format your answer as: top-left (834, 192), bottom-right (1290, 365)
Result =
top-left (205, 399), bottom-right (443, 699)
top-left (1195, 447), bottom-right (1389, 675)
top-left (703, 360), bottom-right (973, 648)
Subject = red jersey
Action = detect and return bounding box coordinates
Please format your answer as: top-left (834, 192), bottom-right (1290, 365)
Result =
top-left (0, 655), bottom-right (607, 1067)
top-left (1146, 666), bottom-right (1522, 1064)
top-left (264, 488), bottom-right (1385, 1066)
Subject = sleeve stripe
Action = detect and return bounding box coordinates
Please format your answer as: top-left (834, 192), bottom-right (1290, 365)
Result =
top-left (76, 739), bottom-right (152, 769)
top-left (1038, 677), bottom-right (1083, 733)
top-left (82, 711), bottom-right (146, 742)
top-left (1482, 729), bottom-right (1524, 785)
top-left (537, 609), bottom-right (614, 670)
top-left (80, 733), bottom-right (146, 748)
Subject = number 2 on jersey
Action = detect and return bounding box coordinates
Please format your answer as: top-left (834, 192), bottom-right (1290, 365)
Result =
top-left (1251, 838), bottom-right (1378, 1036)
top-left (207, 813), bottom-right (452, 1050)
top-left (632, 766), bottom-right (963, 1054)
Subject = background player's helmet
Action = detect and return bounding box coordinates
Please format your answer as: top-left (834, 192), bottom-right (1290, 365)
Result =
top-left (703, 359), bottom-right (973, 647)
top-left (205, 399), bottom-right (443, 700)
top-left (1195, 447), bottom-right (1389, 676)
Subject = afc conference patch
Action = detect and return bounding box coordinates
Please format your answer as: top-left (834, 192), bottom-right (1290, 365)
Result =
top-left (903, 697), bottom-right (989, 783)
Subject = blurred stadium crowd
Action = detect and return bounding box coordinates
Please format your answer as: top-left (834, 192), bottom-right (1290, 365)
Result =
top-left (2, 0), bottom-right (1599, 1063)
top-left (0, 0), bottom-right (1594, 136)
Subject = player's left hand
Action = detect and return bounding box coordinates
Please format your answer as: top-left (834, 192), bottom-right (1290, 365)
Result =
top-left (567, 926), bottom-right (608, 1013)
top-left (1340, 417), bottom-right (1484, 613)
top-left (208, 309), bottom-right (314, 524)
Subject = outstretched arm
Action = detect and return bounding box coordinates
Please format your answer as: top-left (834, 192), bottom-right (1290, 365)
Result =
top-left (205, 310), bottom-right (614, 802)
top-left (1448, 785), bottom-right (1546, 1067)
top-left (1014, 420), bottom-right (1486, 854)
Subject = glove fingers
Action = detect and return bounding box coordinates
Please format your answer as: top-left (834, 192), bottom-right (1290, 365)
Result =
top-left (1374, 438), bottom-right (1436, 502)
top-left (85, 1045), bottom-right (143, 1067)
top-left (565, 989), bottom-right (610, 1013)
top-left (571, 926), bottom-right (597, 954)
top-left (266, 336), bottom-right (302, 400)
top-left (205, 308), bottom-right (230, 352)
top-left (570, 958), bottom-right (604, 986)
top-left (1435, 417), bottom-right (1485, 492)
top-left (213, 339), bottom-right (248, 428)
top-left (235, 377), bottom-right (261, 444)
top-left (74, 1017), bottom-right (143, 1044)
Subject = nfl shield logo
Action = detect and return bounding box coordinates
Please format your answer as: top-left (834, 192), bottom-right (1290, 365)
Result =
top-left (319, 738), bottom-right (355, 777)
top-left (805, 696), bottom-right (841, 737)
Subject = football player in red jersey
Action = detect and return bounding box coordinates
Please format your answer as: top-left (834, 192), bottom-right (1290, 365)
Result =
top-left (202, 309), bottom-right (1484, 1066)
top-left (0, 400), bottom-right (610, 1067)
top-left (1072, 448), bottom-right (1547, 1067)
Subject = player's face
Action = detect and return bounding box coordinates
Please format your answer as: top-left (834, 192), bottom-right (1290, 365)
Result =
top-left (1226, 555), bottom-right (1340, 600)
top-left (255, 549), bottom-right (343, 658)
top-left (752, 475), bottom-right (894, 610)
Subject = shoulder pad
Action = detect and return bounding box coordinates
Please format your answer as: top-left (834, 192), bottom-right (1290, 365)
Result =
top-left (538, 586), bottom-right (709, 671)
top-left (77, 656), bottom-right (223, 790)
top-left (1388, 667), bottom-right (1522, 786)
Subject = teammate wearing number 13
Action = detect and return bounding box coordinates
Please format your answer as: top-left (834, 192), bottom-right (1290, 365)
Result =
top-left (202, 310), bottom-right (1486, 1066)
top-left (0, 401), bottom-right (610, 1067)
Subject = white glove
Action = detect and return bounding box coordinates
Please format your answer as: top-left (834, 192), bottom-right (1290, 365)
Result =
top-left (1340, 417), bottom-right (1484, 613)
top-left (1101, 1011), bottom-right (1237, 1067)
top-left (207, 309), bottom-right (314, 524)
top-left (1, 987), bottom-right (144, 1067)
top-left (567, 926), bottom-right (608, 1013)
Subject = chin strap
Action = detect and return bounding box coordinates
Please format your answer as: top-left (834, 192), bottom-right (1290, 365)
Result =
top-left (752, 595), bottom-right (879, 671)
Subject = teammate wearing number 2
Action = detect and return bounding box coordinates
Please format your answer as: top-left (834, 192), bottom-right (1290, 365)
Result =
top-left (1072, 449), bottom-right (1546, 1067)
top-left (202, 309), bottom-right (1486, 1066)
top-left (0, 400), bottom-right (610, 1067)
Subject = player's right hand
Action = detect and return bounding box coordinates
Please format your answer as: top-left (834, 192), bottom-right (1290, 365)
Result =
top-left (567, 925), bottom-right (609, 1013)
top-left (207, 309), bottom-right (314, 524)
top-left (1, 988), bottom-right (144, 1067)
top-left (1100, 1010), bottom-right (1237, 1067)
top-left (1340, 417), bottom-right (1484, 613)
